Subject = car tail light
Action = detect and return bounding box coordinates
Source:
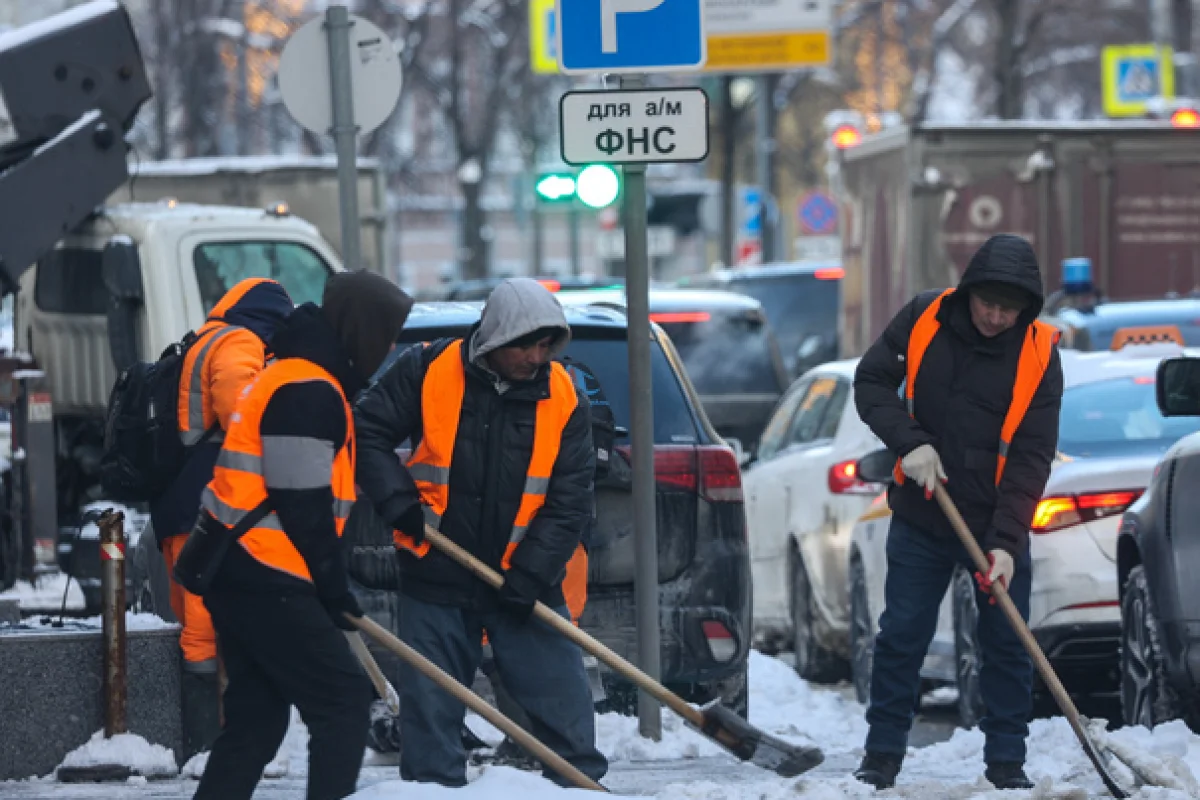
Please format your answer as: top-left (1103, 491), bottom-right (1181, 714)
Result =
top-left (620, 444), bottom-right (744, 504)
top-left (828, 458), bottom-right (882, 495)
top-left (649, 311), bottom-right (711, 324)
top-left (815, 267), bottom-right (845, 280)
top-left (698, 445), bottom-right (743, 503)
top-left (1031, 490), bottom-right (1142, 533)
top-left (702, 619), bottom-right (738, 662)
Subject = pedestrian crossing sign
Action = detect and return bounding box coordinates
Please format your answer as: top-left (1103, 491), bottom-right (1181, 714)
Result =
top-left (1102, 44), bottom-right (1174, 118)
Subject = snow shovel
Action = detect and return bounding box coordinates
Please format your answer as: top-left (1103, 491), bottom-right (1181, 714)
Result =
top-left (348, 614), bottom-right (606, 792)
top-left (422, 526), bottom-right (825, 779)
top-left (933, 485), bottom-right (1131, 799)
top-left (345, 631), bottom-right (401, 716)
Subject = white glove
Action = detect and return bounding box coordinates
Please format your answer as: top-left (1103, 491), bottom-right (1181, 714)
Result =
top-left (975, 549), bottom-right (1015, 601)
top-left (900, 444), bottom-right (947, 493)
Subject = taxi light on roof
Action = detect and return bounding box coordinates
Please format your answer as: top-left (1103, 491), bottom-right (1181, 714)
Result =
top-left (1172, 108), bottom-right (1200, 128)
top-left (1110, 324), bottom-right (1185, 349)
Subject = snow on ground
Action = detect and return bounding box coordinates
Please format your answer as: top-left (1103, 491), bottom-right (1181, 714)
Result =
top-left (0, 572), bottom-right (85, 611)
top-left (57, 731), bottom-right (177, 779)
top-left (12, 611), bottom-right (176, 632)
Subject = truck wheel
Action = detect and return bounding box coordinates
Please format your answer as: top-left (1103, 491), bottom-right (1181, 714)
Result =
top-left (848, 556), bottom-right (874, 705)
top-left (952, 566), bottom-right (986, 728)
top-left (1121, 566), bottom-right (1183, 728)
top-left (790, 554), bottom-right (846, 684)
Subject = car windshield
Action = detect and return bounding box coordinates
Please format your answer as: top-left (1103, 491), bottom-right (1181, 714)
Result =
top-left (1058, 376), bottom-right (1200, 457)
top-left (654, 311), bottom-right (785, 395)
top-left (724, 274), bottom-right (840, 373)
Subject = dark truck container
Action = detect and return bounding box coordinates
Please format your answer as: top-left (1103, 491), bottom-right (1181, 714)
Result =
top-left (836, 121), bottom-right (1200, 357)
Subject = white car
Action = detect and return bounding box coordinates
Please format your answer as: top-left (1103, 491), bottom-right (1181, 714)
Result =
top-left (742, 358), bottom-right (883, 681)
top-left (847, 344), bottom-right (1200, 722)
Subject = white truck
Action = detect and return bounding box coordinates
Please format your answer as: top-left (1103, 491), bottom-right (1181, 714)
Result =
top-left (0, 1), bottom-right (347, 598)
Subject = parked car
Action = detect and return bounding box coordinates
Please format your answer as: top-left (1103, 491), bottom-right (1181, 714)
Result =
top-left (555, 287), bottom-right (790, 457)
top-left (678, 261), bottom-right (843, 379)
top-left (848, 346), bottom-right (1200, 725)
top-left (1117, 353), bottom-right (1200, 730)
top-left (1046, 298), bottom-right (1200, 351)
top-left (740, 358), bottom-right (883, 682)
top-left (443, 275), bottom-right (625, 301)
top-left (131, 300), bottom-right (753, 714)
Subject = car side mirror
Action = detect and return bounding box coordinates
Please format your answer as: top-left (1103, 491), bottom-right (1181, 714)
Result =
top-left (725, 436), bottom-right (751, 468)
top-left (102, 236), bottom-right (145, 372)
top-left (1158, 357), bottom-right (1200, 416)
top-left (856, 447), bottom-right (896, 484)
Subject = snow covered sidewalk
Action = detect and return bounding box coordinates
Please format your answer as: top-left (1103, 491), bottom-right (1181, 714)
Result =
top-left (5, 650), bottom-right (1200, 798)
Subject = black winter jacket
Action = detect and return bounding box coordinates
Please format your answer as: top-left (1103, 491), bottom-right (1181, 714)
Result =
top-left (353, 331), bottom-right (595, 611)
top-left (853, 234), bottom-right (1064, 557)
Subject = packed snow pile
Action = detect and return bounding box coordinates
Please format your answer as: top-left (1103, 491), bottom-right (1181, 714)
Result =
top-left (56, 731), bottom-right (177, 779)
top-left (351, 765), bottom-right (627, 799)
top-left (17, 611), bottom-right (176, 632)
top-left (0, 573), bottom-right (85, 611)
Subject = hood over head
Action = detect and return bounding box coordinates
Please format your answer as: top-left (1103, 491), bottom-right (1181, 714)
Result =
top-left (469, 278), bottom-right (571, 363)
top-left (956, 233), bottom-right (1045, 322)
top-left (321, 270), bottom-right (414, 383)
top-left (209, 277), bottom-right (294, 343)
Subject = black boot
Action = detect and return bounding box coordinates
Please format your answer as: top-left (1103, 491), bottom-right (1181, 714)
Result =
top-left (985, 762), bottom-right (1033, 790)
top-left (180, 669), bottom-right (222, 763)
top-left (853, 751), bottom-right (903, 789)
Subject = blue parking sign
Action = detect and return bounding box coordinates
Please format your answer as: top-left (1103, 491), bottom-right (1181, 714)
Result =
top-left (556, 0), bottom-right (706, 74)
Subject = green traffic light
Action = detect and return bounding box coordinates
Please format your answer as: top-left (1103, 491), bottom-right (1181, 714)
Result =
top-left (535, 173), bottom-right (576, 202)
top-left (576, 164), bottom-right (620, 209)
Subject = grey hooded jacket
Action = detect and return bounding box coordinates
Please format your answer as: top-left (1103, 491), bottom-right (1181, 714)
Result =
top-left (353, 279), bottom-right (594, 610)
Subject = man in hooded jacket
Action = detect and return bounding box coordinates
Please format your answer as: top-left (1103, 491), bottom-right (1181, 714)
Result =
top-left (354, 277), bottom-right (608, 788)
top-left (150, 276), bottom-right (293, 758)
top-left (191, 270), bottom-right (413, 800)
top-left (852, 234), bottom-right (1063, 791)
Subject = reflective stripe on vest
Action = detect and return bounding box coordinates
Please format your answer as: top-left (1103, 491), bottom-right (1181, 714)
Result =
top-left (399, 340), bottom-right (579, 569)
top-left (178, 322), bottom-right (244, 446)
top-left (894, 288), bottom-right (1058, 487)
top-left (200, 358), bottom-right (356, 583)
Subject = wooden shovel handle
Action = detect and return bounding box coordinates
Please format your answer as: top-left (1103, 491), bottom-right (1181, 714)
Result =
top-left (350, 613), bottom-right (606, 792)
top-left (345, 631), bottom-right (400, 715)
top-left (423, 526), bottom-right (708, 730)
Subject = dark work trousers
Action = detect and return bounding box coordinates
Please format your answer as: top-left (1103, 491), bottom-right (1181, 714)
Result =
top-left (396, 594), bottom-right (609, 787)
top-left (865, 514), bottom-right (1033, 765)
top-left (194, 590), bottom-right (372, 800)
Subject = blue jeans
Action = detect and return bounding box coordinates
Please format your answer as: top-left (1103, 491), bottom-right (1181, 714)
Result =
top-left (395, 594), bottom-right (608, 787)
top-left (865, 515), bottom-right (1033, 764)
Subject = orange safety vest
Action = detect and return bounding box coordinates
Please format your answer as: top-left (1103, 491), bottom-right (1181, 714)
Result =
top-left (177, 321), bottom-right (252, 446)
top-left (201, 359), bottom-right (356, 582)
top-left (397, 340), bottom-right (579, 570)
top-left (895, 288), bottom-right (1059, 487)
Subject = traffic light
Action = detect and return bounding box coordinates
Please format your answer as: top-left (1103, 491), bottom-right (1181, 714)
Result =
top-left (534, 165), bottom-right (620, 208)
top-left (831, 123), bottom-right (862, 149)
top-left (576, 164), bottom-right (620, 209)
top-left (535, 172), bottom-right (577, 203)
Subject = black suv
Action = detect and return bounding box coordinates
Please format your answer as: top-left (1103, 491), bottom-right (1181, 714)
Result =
top-left (1117, 354), bottom-right (1200, 729)
top-left (131, 301), bottom-right (753, 714)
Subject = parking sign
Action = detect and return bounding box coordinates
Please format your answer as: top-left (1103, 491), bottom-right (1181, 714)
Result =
top-left (556, 0), bottom-right (706, 74)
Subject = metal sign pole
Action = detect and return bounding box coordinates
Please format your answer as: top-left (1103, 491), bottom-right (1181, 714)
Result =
top-left (325, 5), bottom-right (363, 272)
top-left (620, 72), bottom-right (663, 741)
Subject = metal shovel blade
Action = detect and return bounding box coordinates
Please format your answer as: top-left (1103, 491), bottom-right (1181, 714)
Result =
top-left (698, 702), bottom-right (824, 778)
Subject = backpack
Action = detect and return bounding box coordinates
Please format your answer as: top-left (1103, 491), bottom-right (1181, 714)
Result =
top-left (559, 356), bottom-right (616, 481)
top-left (99, 328), bottom-right (222, 503)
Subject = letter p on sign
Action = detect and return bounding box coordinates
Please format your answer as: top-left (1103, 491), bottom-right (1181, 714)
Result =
top-left (601, 0), bottom-right (666, 52)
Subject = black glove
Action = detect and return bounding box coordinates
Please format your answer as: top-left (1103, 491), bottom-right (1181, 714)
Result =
top-left (391, 502), bottom-right (427, 546)
top-left (323, 590), bottom-right (364, 632)
top-left (497, 566), bottom-right (545, 624)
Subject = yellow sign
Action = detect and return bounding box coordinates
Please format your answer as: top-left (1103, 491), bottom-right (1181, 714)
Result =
top-left (1102, 44), bottom-right (1174, 118)
top-left (706, 31), bottom-right (830, 72)
top-left (529, 0), bottom-right (559, 75)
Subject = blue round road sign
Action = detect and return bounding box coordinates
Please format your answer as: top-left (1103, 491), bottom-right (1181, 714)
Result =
top-left (798, 192), bottom-right (838, 236)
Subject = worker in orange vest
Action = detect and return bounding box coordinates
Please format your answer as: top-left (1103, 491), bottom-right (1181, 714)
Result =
top-left (151, 277), bottom-right (293, 759)
top-left (184, 271), bottom-right (413, 800)
top-left (355, 278), bottom-right (607, 788)
top-left (851, 234), bottom-right (1063, 792)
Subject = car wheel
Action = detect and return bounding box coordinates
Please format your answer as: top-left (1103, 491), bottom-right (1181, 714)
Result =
top-left (952, 566), bottom-right (986, 728)
top-left (1121, 566), bottom-right (1181, 728)
top-left (848, 555), bottom-right (874, 705)
top-left (790, 554), bottom-right (845, 684)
